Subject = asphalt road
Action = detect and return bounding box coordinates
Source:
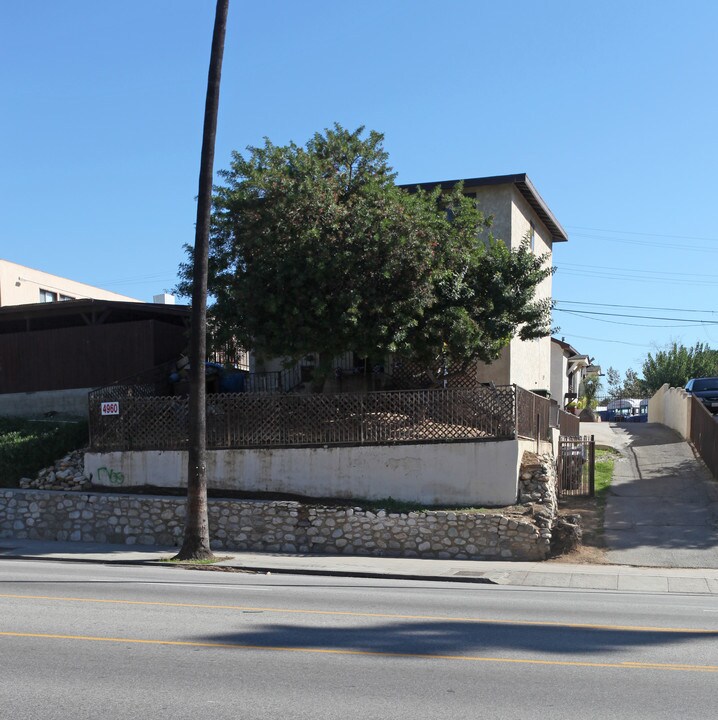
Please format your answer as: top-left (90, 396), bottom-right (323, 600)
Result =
top-left (2, 560), bottom-right (718, 720)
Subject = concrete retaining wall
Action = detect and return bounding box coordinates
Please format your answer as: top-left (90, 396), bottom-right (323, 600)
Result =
top-left (648, 383), bottom-right (691, 439)
top-left (85, 439), bottom-right (538, 507)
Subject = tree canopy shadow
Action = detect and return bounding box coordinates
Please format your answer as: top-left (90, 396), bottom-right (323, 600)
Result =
top-left (198, 617), bottom-right (718, 659)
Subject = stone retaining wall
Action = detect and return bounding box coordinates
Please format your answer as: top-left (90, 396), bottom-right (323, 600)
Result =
top-left (1, 453), bottom-right (558, 562)
top-left (1, 496), bottom-right (551, 562)
top-left (518, 451), bottom-right (557, 516)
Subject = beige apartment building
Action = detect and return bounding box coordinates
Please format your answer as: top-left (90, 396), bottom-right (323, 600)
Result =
top-left (400, 173), bottom-right (567, 394)
top-left (0, 259), bottom-right (140, 307)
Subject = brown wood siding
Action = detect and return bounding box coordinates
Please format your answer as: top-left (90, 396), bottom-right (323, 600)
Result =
top-left (153, 320), bottom-right (189, 366)
top-left (0, 320), bottom-right (186, 394)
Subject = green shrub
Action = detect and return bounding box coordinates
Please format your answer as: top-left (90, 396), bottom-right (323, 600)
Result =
top-left (0, 418), bottom-right (88, 487)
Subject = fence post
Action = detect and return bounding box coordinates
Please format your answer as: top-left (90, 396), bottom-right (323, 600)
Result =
top-left (536, 413), bottom-right (541, 452)
top-left (360, 394), bottom-right (365, 444)
top-left (589, 434), bottom-right (596, 496)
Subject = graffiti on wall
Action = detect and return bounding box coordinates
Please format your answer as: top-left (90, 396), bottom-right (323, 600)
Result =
top-left (97, 467), bottom-right (126, 485)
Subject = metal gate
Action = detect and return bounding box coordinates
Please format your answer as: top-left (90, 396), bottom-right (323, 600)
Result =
top-left (557, 435), bottom-right (595, 496)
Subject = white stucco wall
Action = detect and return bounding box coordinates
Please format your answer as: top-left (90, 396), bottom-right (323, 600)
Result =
top-left (648, 383), bottom-right (691, 438)
top-left (86, 439), bottom-right (525, 506)
top-left (468, 183), bottom-right (512, 245)
top-left (475, 347), bottom-right (511, 386)
top-left (506, 336), bottom-right (551, 393)
top-left (463, 183), bottom-right (554, 392)
top-left (550, 343), bottom-right (568, 403)
top-left (0, 259), bottom-right (140, 307)
top-left (506, 189), bottom-right (553, 392)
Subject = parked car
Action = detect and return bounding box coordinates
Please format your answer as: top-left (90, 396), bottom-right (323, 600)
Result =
top-left (684, 377), bottom-right (718, 414)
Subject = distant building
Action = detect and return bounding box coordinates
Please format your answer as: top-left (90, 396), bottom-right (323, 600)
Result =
top-left (0, 259), bottom-right (140, 307)
top-left (0, 260), bottom-right (187, 418)
top-left (0, 299), bottom-right (190, 418)
top-left (550, 337), bottom-right (601, 408)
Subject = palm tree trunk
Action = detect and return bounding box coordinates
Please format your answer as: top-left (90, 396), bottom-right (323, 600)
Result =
top-left (175, 0), bottom-right (229, 560)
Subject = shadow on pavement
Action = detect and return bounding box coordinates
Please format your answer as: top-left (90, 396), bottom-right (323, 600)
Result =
top-left (597, 422), bottom-right (718, 562)
top-left (198, 618), bottom-right (718, 658)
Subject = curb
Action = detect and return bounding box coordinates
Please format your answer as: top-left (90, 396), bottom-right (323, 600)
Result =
top-left (182, 563), bottom-right (499, 584)
top-left (1, 553), bottom-right (498, 584)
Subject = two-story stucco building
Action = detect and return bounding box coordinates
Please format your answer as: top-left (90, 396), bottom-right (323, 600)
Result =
top-left (401, 173), bottom-right (568, 393)
top-left (250, 173), bottom-right (568, 393)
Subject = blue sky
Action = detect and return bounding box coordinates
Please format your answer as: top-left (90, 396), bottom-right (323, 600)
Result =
top-left (3, 0), bottom-right (718, 380)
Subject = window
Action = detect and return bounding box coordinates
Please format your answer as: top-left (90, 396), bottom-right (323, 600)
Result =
top-left (529, 222), bottom-right (536, 252)
top-left (39, 289), bottom-right (57, 303)
top-left (59, 294), bottom-right (74, 301)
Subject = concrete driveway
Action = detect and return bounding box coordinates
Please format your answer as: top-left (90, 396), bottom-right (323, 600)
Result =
top-left (584, 422), bottom-right (718, 568)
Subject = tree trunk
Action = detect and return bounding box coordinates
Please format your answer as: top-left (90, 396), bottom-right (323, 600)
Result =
top-left (175, 0), bottom-right (229, 561)
top-left (311, 354), bottom-right (335, 393)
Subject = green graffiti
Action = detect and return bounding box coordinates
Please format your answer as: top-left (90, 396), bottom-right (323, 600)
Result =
top-left (97, 467), bottom-right (125, 485)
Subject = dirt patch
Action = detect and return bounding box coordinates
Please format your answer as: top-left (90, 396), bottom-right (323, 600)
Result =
top-left (549, 495), bottom-right (608, 564)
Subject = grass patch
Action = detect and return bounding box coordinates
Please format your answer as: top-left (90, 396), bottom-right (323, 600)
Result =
top-left (594, 447), bottom-right (620, 502)
top-left (587, 447), bottom-right (621, 548)
top-left (352, 496), bottom-right (490, 514)
top-left (555, 445), bottom-right (621, 561)
top-left (0, 417), bottom-right (88, 487)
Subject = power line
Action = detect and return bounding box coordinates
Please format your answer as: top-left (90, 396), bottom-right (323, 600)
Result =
top-left (565, 225), bottom-right (718, 243)
top-left (557, 268), bottom-right (717, 287)
top-left (555, 307), bottom-right (716, 327)
top-left (567, 233), bottom-right (718, 253)
top-left (556, 300), bottom-right (718, 315)
top-left (559, 262), bottom-right (718, 280)
top-left (556, 333), bottom-right (653, 348)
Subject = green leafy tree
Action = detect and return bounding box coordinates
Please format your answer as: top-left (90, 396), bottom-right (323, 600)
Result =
top-left (605, 366), bottom-right (622, 399)
top-left (580, 375), bottom-right (602, 409)
top-left (641, 341), bottom-right (718, 393)
top-left (605, 365), bottom-right (644, 399)
top-left (403, 191), bottom-right (554, 378)
top-left (622, 368), bottom-right (644, 397)
top-left (178, 124), bottom-right (553, 386)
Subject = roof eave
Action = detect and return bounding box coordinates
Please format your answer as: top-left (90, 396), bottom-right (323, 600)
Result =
top-left (399, 172), bottom-right (568, 243)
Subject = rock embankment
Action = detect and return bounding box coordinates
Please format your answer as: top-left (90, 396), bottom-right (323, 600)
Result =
top-left (19, 450), bottom-right (91, 491)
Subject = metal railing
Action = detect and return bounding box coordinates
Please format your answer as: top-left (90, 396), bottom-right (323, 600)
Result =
top-left (557, 435), bottom-right (595, 496)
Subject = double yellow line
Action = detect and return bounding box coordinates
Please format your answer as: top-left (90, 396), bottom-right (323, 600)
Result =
top-left (2, 592), bottom-right (717, 673)
top-left (1, 592), bottom-right (716, 633)
top-left (1, 630), bottom-right (717, 672)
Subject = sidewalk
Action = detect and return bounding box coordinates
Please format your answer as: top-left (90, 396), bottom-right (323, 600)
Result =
top-left (2, 538), bottom-right (718, 594)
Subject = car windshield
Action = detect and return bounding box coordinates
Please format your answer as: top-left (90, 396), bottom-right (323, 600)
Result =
top-left (692, 378), bottom-right (718, 391)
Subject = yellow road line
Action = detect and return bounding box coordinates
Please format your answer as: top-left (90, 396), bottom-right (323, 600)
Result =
top-left (0, 592), bottom-right (715, 635)
top-left (1, 630), bottom-right (717, 672)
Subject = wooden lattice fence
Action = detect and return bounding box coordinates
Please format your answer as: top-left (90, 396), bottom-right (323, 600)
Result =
top-left (89, 386), bottom-right (518, 452)
top-left (515, 386), bottom-right (555, 443)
